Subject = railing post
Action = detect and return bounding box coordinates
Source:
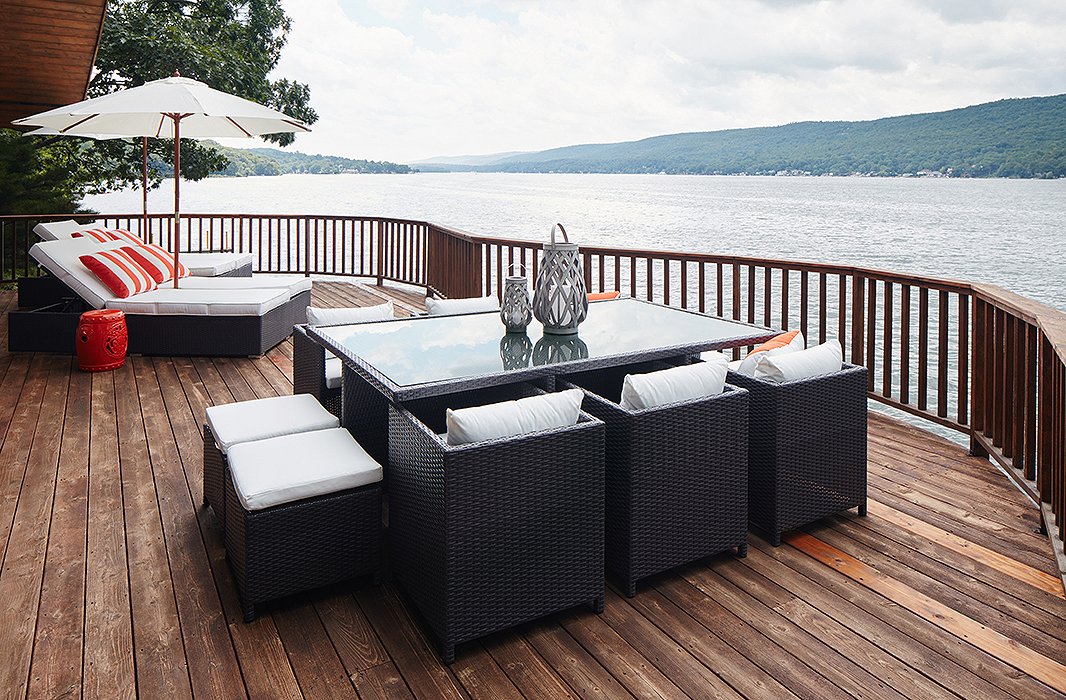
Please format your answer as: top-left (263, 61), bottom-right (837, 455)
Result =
top-left (376, 220), bottom-right (384, 287)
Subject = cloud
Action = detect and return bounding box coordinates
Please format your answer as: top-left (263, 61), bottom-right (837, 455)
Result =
top-left (264, 0), bottom-right (1066, 163)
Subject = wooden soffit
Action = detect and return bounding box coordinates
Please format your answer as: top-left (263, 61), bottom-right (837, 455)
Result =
top-left (0, 0), bottom-right (108, 128)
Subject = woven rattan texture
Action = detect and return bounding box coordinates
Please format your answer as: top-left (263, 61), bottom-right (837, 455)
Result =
top-left (203, 424), bottom-right (226, 525)
top-left (342, 366), bottom-right (391, 468)
top-left (293, 326), bottom-right (341, 417)
top-left (225, 474), bottom-right (382, 621)
top-left (559, 362), bottom-right (748, 597)
top-left (123, 290), bottom-right (307, 356)
top-left (558, 360), bottom-right (750, 596)
top-left (216, 261), bottom-right (254, 278)
top-left (727, 364), bottom-right (868, 545)
top-left (388, 383), bottom-right (605, 663)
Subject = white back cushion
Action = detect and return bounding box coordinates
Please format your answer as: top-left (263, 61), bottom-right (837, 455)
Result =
top-left (753, 340), bottom-right (843, 383)
top-left (33, 220), bottom-right (99, 241)
top-left (736, 331), bottom-right (805, 375)
top-left (620, 355), bottom-right (728, 411)
top-left (425, 295), bottom-right (499, 316)
top-left (307, 300), bottom-right (394, 326)
top-left (29, 238), bottom-right (116, 308)
top-left (446, 388), bottom-right (583, 446)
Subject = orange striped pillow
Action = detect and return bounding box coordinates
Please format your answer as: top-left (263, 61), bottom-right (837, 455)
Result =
top-left (72, 227), bottom-right (144, 245)
top-left (121, 244), bottom-right (190, 284)
top-left (79, 249), bottom-right (158, 298)
top-left (71, 228), bottom-right (115, 243)
top-left (587, 291), bottom-right (620, 301)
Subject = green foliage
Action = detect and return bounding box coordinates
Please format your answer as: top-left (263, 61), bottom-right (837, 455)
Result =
top-left (149, 143), bottom-right (413, 177)
top-left (483, 95), bottom-right (1066, 178)
top-left (0, 0), bottom-right (316, 215)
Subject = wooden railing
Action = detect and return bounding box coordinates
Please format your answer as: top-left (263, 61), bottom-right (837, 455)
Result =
top-left (3, 212), bottom-right (1064, 575)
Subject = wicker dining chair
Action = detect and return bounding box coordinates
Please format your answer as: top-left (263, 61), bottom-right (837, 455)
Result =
top-left (727, 363), bottom-right (868, 545)
top-left (558, 361), bottom-right (749, 597)
top-left (387, 382), bottom-right (605, 663)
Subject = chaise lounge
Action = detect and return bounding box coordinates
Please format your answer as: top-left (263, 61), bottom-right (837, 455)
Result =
top-left (10, 237), bottom-right (309, 356)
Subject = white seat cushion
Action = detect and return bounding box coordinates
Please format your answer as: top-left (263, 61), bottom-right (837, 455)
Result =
top-left (179, 274), bottom-right (312, 296)
top-left (446, 388), bottom-right (583, 446)
top-left (620, 354), bottom-right (728, 411)
top-left (324, 357), bottom-right (343, 389)
top-left (425, 295), bottom-right (499, 316)
top-left (228, 428), bottom-right (382, 510)
top-left (206, 393), bottom-right (340, 454)
top-left (106, 287), bottom-right (289, 316)
top-left (753, 340), bottom-right (843, 384)
top-left (307, 300), bottom-right (394, 326)
top-left (180, 252), bottom-right (253, 276)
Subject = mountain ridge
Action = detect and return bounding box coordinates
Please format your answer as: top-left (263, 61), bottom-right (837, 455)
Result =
top-left (429, 94), bottom-right (1066, 178)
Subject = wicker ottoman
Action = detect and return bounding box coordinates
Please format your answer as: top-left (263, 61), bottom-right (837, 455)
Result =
top-left (727, 364), bottom-right (868, 545)
top-left (203, 393), bottom-right (339, 529)
top-left (225, 427), bottom-right (383, 621)
top-left (559, 361), bottom-right (749, 597)
top-left (389, 383), bottom-right (605, 663)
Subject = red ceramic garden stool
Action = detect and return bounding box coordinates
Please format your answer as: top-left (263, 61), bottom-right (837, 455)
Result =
top-left (76, 309), bottom-right (128, 371)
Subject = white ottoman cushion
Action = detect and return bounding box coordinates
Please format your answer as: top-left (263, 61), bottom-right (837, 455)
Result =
top-left (228, 428), bottom-right (383, 510)
top-left (206, 393), bottom-right (339, 453)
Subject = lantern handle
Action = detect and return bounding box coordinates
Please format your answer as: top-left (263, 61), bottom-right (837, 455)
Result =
top-left (550, 223), bottom-right (568, 245)
top-left (507, 262), bottom-right (527, 277)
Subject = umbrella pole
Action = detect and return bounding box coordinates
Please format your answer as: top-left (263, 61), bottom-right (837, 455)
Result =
top-left (172, 116), bottom-right (181, 289)
top-left (142, 136), bottom-right (148, 242)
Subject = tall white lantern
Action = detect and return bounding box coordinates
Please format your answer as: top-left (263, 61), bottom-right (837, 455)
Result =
top-left (532, 223), bottom-right (588, 335)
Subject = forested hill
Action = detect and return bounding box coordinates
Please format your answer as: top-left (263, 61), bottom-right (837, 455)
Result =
top-left (209, 145), bottom-right (413, 176)
top-left (469, 94), bottom-right (1066, 178)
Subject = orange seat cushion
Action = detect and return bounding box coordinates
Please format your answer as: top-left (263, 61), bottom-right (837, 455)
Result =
top-left (587, 291), bottom-right (620, 301)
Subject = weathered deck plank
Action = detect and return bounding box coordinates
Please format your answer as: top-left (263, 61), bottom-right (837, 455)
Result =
top-left (0, 282), bottom-right (1064, 700)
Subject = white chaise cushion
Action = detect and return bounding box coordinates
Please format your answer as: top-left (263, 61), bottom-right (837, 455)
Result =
top-left (324, 357), bottom-right (343, 389)
top-left (179, 275), bottom-right (313, 296)
top-left (753, 340), bottom-right (843, 384)
top-left (620, 354), bottom-right (728, 411)
top-left (106, 287), bottom-right (289, 316)
top-left (425, 295), bottom-right (499, 316)
top-left (446, 388), bottom-right (583, 446)
top-left (33, 219), bottom-right (99, 241)
top-left (228, 428), bottom-right (382, 510)
top-left (205, 393), bottom-right (340, 454)
top-left (307, 300), bottom-right (394, 326)
top-left (180, 252), bottom-right (253, 276)
top-left (736, 331), bottom-right (806, 375)
top-left (30, 238), bottom-right (118, 308)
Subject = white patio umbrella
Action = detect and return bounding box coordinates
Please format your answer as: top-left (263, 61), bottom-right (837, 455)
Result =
top-left (15, 74), bottom-right (311, 286)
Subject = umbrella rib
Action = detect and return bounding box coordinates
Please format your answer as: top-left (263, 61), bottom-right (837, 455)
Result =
top-left (154, 115), bottom-right (166, 138)
top-left (282, 119), bottom-right (312, 132)
top-left (60, 114), bottom-right (99, 133)
top-left (225, 117), bottom-right (254, 138)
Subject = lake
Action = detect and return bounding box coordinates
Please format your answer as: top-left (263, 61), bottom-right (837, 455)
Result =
top-left (83, 173), bottom-right (1066, 311)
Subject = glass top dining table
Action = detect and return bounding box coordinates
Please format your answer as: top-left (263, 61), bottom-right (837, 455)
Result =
top-left (307, 297), bottom-right (779, 401)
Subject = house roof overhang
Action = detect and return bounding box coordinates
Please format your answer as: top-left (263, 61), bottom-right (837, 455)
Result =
top-left (0, 0), bottom-right (108, 128)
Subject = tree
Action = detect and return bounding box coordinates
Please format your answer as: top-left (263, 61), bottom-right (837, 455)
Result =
top-left (0, 0), bottom-right (316, 214)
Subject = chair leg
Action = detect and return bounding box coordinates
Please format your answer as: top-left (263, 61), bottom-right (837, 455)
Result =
top-left (441, 642), bottom-right (455, 665)
top-left (624, 581), bottom-right (637, 598)
top-left (770, 531), bottom-right (782, 547)
top-left (241, 599), bottom-right (256, 623)
top-left (591, 595), bottom-right (605, 613)
top-left (859, 501), bottom-right (868, 517)
top-left (737, 543), bottom-right (749, 558)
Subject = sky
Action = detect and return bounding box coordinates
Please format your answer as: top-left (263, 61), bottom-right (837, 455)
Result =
top-left (258, 0), bottom-right (1066, 163)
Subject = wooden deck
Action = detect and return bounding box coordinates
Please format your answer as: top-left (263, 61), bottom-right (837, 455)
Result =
top-left (1, 281), bottom-right (1064, 700)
